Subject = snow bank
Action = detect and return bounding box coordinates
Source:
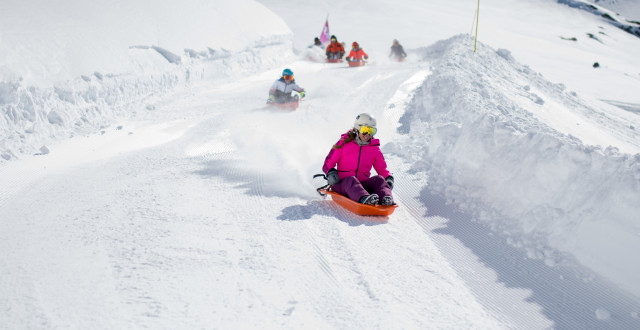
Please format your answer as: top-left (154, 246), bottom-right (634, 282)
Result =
top-left (389, 34), bottom-right (640, 296)
top-left (0, 0), bottom-right (293, 161)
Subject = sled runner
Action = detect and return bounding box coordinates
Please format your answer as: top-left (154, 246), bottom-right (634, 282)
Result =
top-left (327, 58), bottom-right (343, 63)
top-left (347, 60), bottom-right (366, 67)
top-left (314, 174), bottom-right (398, 216)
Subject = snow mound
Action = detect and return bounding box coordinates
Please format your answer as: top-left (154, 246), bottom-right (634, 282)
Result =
top-left (390, 34), bottom-right (640, 296)
top-left (0, 0), bottom-right (294, 162)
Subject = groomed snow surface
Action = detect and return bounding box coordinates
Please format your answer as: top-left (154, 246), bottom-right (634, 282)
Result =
top-left (1, 0), bottom-right (640, 328)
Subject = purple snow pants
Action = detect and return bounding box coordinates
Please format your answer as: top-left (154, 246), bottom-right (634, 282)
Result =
top-left (331, 175), bottom-right (392, 203)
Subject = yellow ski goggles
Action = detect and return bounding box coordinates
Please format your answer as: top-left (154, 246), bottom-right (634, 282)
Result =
top-left (358, 125), bottom-right (377, 136)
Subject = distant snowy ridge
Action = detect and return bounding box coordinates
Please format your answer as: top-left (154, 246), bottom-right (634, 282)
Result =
top-left (593, 0), bottom-right (640, 21)
top-left (558, 0), bottom-right (640, 37)
top-left (392, 35), bottom-right (640, 296)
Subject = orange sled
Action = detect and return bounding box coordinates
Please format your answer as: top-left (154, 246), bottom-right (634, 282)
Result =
top-left (318, 188), bottom-right (398, 216)
top-left (347, 60), bottom-right (366, 67)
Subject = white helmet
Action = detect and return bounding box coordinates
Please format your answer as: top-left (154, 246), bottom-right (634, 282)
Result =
top-left (354, 113), bottom-right (377, 129)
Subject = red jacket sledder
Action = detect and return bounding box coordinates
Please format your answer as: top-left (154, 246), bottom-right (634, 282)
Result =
top-left (346, 42), bottom-right (368, 67)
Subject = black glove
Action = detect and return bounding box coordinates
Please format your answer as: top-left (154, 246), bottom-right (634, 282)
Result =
top-left (327, 169), bottom-right (339, 185)
top-left (385, 175), bottom-right (394, 190)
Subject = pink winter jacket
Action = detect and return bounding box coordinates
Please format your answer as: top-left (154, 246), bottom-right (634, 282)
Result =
top-left (323, 131), bottom-right (390, 182)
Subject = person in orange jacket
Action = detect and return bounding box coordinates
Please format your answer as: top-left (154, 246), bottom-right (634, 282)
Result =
top-left (325, 35), bottom-right (345, 60)
top-left (346, 42), bottom-right (369, 62)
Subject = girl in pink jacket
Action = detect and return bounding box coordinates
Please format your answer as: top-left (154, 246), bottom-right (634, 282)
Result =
top-left (323, 113), bottom-right (395, 205)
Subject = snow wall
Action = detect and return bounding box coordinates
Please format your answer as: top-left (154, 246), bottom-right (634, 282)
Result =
top-left (0, 0), bottom-right (293, 161)
top-left (391, 34), bottom-right (640, 297)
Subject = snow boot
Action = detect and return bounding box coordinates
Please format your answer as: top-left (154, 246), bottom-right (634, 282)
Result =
top-left (380, 196), bottom-right (394, 205)
top-left (359, 194), bottom-right (379, 205)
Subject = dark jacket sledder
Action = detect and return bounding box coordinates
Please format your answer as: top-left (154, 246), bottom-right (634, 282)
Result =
top-left (389, 39), bottom-right (407, 61)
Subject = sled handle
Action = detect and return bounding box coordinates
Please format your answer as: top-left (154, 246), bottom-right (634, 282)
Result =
top-left (313, 173), bottom-right (329, 196)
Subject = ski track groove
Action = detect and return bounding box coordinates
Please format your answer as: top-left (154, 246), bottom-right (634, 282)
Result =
top-left (392, 170), bottom-right (546, 327)
top-left (311, 240), bottom-right (341, 284)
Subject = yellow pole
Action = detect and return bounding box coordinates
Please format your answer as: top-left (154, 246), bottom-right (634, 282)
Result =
top-left (474, 0), bottom-right (479, 53)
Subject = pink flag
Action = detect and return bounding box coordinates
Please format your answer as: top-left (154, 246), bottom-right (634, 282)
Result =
top-left (319, 19), bottom-right (330, 44)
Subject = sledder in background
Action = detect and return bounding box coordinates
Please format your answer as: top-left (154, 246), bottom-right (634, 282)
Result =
top-left (389, 39), bottom-right (407, 61)
top-left (346, 41), bottom-right (369, 66)
top-left (310, 37), bottom-right (322, 48)
top-left (267, 68), bottom-right (306, 106)
top-left (321, 113), bottom-right (395, 206)
top-left (325, 35), bottom-right (345, 62)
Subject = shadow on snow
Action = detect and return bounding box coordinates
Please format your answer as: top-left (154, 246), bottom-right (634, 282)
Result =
top-left (194, 158), bottom-right (386, 226)
top-left (418, 188), bottom-right (640, 329)
top-left (277, 200), bottom-right (388, 227)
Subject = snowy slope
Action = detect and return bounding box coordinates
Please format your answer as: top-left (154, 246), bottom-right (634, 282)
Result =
top-left (1, 0), bottom-right (640, 328)
top-left (264, 0), bottom-right (640, 296)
